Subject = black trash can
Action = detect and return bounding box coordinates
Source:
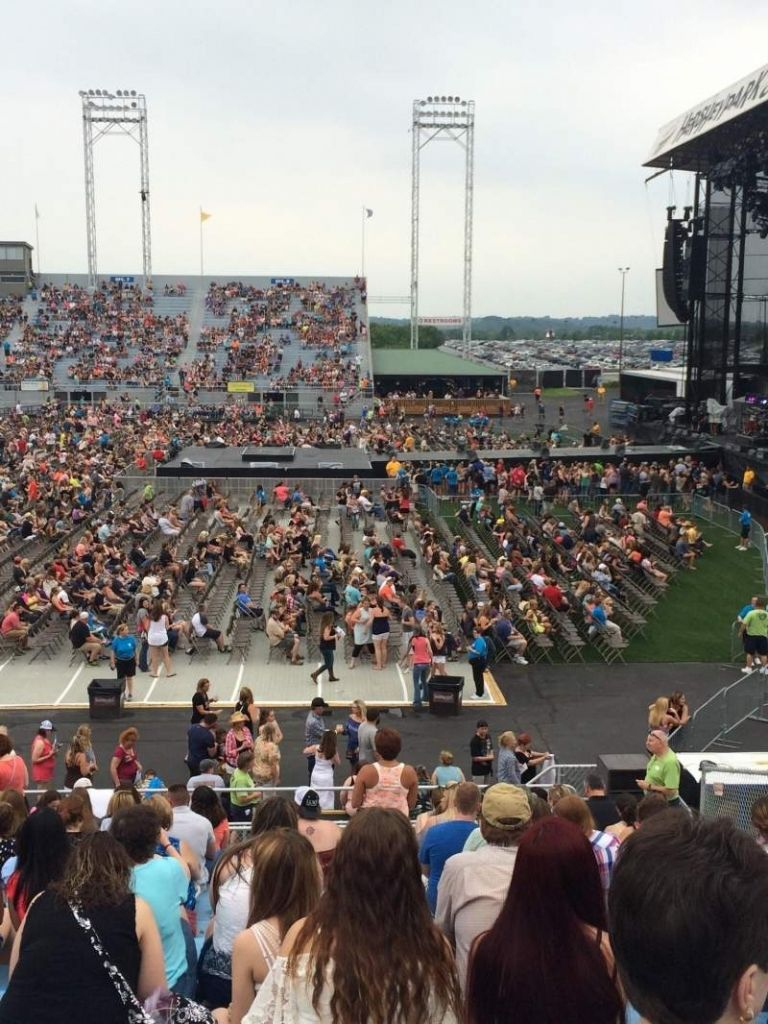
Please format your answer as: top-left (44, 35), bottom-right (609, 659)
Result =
top-left (87, 677), bottom-right (124, 720)
top-left (427, 675), bottom-right (464, 716)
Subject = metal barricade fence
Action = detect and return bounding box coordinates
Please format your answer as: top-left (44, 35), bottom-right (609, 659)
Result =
top-left (526, 764), bottom-right (596, 790)
top-left (671, 672), bottom-right (768, 753)
top-left (699, 763), bottom-right (768, 836)
top-left (692, 495), bottom-right (768, 592)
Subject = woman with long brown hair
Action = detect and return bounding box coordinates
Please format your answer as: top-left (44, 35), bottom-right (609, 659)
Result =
top-left (219, 830), bottom-right (321, 1024)
top-left (242, 808), bottom-right (461, 1024)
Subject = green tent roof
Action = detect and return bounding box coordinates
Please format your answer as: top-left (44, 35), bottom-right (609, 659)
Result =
top-left (372, 349), bottom-right (504, 377)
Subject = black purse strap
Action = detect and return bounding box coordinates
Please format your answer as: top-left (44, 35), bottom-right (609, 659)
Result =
top-left (68, 901), bottom-right (154, 1023)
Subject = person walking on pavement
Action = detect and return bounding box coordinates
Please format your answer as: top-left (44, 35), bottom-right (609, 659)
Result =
top-left (468, 627), bottom-right (489, 700)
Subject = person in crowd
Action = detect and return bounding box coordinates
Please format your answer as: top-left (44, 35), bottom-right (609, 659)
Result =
top-left (251, 724), bottom-right (281, 787)
top-left (496, 731), bottom-right (522, 785)
top-left (30, 719), bottom-right (57, 788)
top-left (147, 598), bottom-right (176, 678)
top-left (606, 793), bottom-right (638, 843)
top-left (466, 816), bottom-right (624, 1024)
top-left (436, 783), bottom-right (532, 990)
top-left (741, 595), bottom-right (768, 673)
top-left (188, 758), bottom-right (226, 793)
top-left (420, 782), bottom-right (480, 914)
top-left (168, 783), bottom-right (217, 877)
top-left (69, 610), bottom-right (106, 665)
top-left (0, 832), bottom-right (167, 1024)
top-left (110, 623), bottom-right (137, 701)
top-left (241, 808), bottom-right (462, 1023)
top-left (0, 801), bottom-right (19, 874)
top-left (311, 612), bottom-right (340, 684)
top-left (256, 709), bottom-right (283, 743)
top-left (356, 705), bottom-right (379, 767)
top-left (191, 602), bottom-right (229, 653)
top-left (110, 803), bottom-right (194, 997)
top-left (192, 677), bottom-right (217, 723)
top-left (294, 786), bottom-right (343, 879)
top-left (370, 597), bottom-right (391, 671)
top-left (470, 719), bottom-right (494, 785)
top-left (304, 730), bottom-right (340, 811)
top-left (350, 727), bottom-right (418, 816)
top-left (5, 807), bottom-right (71, 930)
top-left (636, 729), bottom-right (682, 807)
top-left (415, 781), bottom-right (461, 838)
top-left (234, 687), bottom-right (260, 734)
top-left (514, 731), bottom-right (552, 784)
top-left (145, 793), bottom-right (200, 886)
top-left (467, 626), bottom-right (489, 700)
top-left (334, 698), bottom-right (366, 767)
top-left (110, 727), bottom-right (142, 788)
top-left (225, 712), bottom-right (254, 772)
top-left (0, 733), bottom-right (28, 792)
top-left (647, 696), bottom-right (683, 733)
top-left (64, 724), bottom-right (97, 788)
top-left (266, 610), bottom-right (303, 664)
top-left (187, 712), bottom-right (219, 777)
top-left (229, 751), bottom-right (263, 820)
top-left (610, 813), bottom-right (768, 1024)
top-left (191, 785), bottom-right (230, 852)
top-left (583, 773), bottom-right (620, 830)
top-left (218, 829), bottom-right (321, 1024)
top-left (199, 797), bottom-right (300, 1007)
top-left (552, 795), bottom-right (620, 894)
top-left (431, 750), bottom-right (465, 788)
top-left (58, 793), bottom-right (97, 840)
top-left (409, 625), bottom-right (433, 708)
top-left (304, 697), bottom-right (329, 780)
top-left (99, 785), bottom-right (141, 833)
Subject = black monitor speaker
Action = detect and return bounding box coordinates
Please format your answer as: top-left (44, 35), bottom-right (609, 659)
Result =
top-left (662, 218), bottom-right (690, 323)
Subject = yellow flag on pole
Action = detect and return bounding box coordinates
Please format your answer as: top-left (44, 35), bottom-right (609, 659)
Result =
top-left (200, 210), bottom-right (212, 223)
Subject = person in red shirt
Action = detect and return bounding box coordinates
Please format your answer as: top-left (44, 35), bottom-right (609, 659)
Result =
top-left (1, 604), bottom-right (29, 648)
top-left (542, 582), bottom-right (569, 613)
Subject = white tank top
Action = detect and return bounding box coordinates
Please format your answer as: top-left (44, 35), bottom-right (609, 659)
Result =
top-left (146, 615), bottom-right (169, 645)
top-left (213, 865), bottom-right (253, 953)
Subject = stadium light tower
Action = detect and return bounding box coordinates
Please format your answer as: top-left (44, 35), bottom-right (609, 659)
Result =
top-left (410, 96), bottom-right (475, 352)
top-left (79, 89), bottom-right (152, 287)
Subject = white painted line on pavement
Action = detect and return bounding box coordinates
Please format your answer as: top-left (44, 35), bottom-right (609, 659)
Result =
top-left (396, 664), bottom-right (409, 703)
top-left (229, 662), bottom-right (245, 704)
top-left (143, 666), bottom-right (163, 704)
top-left (55, 663), bottom-right (84, 706)
top-left (0, 657), bottom-right (14, 675)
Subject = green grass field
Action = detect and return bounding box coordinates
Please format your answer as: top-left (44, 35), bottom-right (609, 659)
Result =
top-left (626, 523), bottom-right (763, 663)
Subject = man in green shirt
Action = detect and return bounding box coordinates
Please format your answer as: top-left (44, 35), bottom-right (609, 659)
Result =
top-left (637, 730), bottom-right (681, 806)
top-left (741, 596), bottom-right (768, 674)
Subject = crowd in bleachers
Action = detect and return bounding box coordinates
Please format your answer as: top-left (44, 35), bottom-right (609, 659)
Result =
top-left (0, 282), bottom-right (188, 386)
top-left (0, 705), bottom-right (764, 1024)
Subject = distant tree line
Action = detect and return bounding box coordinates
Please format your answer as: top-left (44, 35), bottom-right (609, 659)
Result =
top-left (371, 323), bottom-right (443, 349)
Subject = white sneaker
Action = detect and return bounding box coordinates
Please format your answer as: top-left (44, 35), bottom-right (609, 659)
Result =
top-left (742, 666), bottom-right (753, 673)
top-left (514, 655), bottom-right (529, 665)
top-left (761, 667), bottom-right (768, 675)
top-left (468, 693), bottom-right (485, 700)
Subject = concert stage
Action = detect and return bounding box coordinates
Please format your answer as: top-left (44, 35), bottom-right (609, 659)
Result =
top-left (156, 440), bottom-right (723, 480)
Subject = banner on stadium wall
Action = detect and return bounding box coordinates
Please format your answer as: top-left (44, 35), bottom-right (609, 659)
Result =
top-left (227, 381), bottom-right (255, 393)
top-left (20, 379), bottom-right (49, 391)
top-left (418, 316), bottom-right (462, 325)
top-left (109, 275), bottom-right (135, 284)
top-left (271, 278), bottom-right (295, 286)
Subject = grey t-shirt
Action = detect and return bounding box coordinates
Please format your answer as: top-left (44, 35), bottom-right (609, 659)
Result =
top-left (357, 722), bottom-right (378, 765)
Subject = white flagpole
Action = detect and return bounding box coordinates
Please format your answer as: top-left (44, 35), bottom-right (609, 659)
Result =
top-left (361, 205), bottom-right (366, 278)
top-left (35, 205), bottom-right (41, 277)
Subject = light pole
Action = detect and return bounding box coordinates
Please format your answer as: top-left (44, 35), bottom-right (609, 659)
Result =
top-left (618, 267), bottom-right (630, 373)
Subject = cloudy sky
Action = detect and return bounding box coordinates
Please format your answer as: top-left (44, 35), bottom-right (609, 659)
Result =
top-left (1, 1), bottom-right (764, 316)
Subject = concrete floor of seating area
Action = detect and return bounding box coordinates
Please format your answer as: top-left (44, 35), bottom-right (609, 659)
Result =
top-left (0, 636), bottom-right (503, 710)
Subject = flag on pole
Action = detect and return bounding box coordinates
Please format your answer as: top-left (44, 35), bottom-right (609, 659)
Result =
top-left (200, 210), bottom-right (212, 223)
top-left (34, 204), bottom-right (40, 220)
top-left (365, 208), bottom-right (373, 219)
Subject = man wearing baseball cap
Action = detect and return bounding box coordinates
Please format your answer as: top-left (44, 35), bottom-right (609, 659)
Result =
top-left (305, 697), bottom-right (329, 780)
top-left (435, 783), bottom-right (533, 990)
top-left (294, 787), bottom-right (342, 876)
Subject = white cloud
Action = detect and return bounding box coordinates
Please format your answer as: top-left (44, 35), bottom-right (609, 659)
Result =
top-left (0, 0), bottom-right (763, 315)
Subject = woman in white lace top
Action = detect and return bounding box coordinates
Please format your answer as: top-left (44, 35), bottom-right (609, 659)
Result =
top-left (240, 808), bottom-right (462, 1024)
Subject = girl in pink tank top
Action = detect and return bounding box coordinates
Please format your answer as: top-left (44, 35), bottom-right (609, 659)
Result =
top-left (362, 762), bottom-right (410, 816)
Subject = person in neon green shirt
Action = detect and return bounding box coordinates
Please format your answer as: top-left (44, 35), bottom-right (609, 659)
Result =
top-left (742, 597), bottom-right (768, 674)
top-left (230, 750), bottom-right (261, 811)
top-left (637, 730), bottom-right (681, 805)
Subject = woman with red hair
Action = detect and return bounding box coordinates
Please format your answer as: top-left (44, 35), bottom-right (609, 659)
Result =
top-left (466, 815), bottom-right (624, 1024)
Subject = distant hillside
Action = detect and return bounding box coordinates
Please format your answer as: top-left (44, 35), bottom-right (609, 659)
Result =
top-left (370, 315), bottom-right (682, 344)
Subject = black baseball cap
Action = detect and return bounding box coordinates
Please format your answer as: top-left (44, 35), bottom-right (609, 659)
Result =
top-left (295, 787), bottom-right (321, 819)
top-left (311, 697), bottom-right (330, 710)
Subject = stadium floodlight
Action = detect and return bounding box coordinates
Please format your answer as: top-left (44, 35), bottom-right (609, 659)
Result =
top-left (80, 88), bottom-right (152, 287)
top-left (410, 95), bottom-right (475, 353)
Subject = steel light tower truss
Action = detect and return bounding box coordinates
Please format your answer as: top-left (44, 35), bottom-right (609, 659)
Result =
top-left (79, 89), bottom-right (152, 287)
top-left (410, 96), bottom-right (475, 351)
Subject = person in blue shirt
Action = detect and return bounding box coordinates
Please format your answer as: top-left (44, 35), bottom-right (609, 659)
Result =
top-left (468, 628), bottom-right (489, 700)
top-left (419, 782), bottom-right (480, 914)
top-left (430, 464), bottom-right (445, 491)
top-left (737, 508), bottom-right (752, 551)
top-left (738, 597), bottom-right (758, 623)
top-left (445, 466), bottom-right (459, 495)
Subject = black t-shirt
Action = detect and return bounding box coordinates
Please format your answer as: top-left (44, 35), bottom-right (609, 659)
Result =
top-left (190, 692), bottom-right (210, 724)
top-left (470, 735), bottom-right (493, 777)
top-left (585, 795), bottom-right (620, 830)
top-left (70, 620), bottom-right (90, 649)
